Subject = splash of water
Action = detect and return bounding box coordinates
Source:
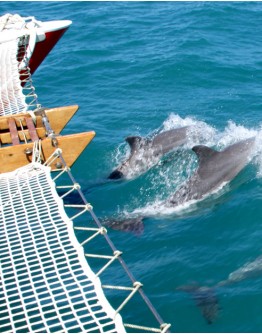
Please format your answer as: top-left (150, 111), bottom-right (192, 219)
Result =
top-left (162, 113), bottom-right (217, 147)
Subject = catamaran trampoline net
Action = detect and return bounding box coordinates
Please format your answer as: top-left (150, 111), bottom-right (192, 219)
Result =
top-left (0, 162), bottom-right (125, 333)
top-left (0, 30), bottom-right (39, 116)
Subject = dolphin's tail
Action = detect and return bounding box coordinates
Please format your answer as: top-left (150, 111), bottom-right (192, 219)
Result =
top-left (103, 217), bottom-right (144, 236)
top-left (177, 284), bottom-right (220, 324)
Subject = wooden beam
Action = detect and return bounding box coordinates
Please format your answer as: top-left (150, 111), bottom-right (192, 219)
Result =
top-left (0, 105), bottom-right (79, 134)
top-left (0, 128), bottom-right (46, 144)
top-left (0, 131), bottom-right (96, 173)
top-left (40, 105), bottom-right (79, 134)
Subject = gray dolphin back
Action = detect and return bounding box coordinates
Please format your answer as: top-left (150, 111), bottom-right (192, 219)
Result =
top-left (194, 137), bottom-right (255, 182)
top-left (152, 126), bottom-right (189, 155)
top-left (168, 137), bottom-right (255, 206)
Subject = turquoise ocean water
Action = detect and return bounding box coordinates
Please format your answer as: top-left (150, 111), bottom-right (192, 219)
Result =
top-left (3, 1), bottom-right (262, 332)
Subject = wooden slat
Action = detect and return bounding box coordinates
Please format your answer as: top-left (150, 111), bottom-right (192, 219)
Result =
top-left (8, 119), bottom-right (20, 145)
top-left (0, 131), bottom-right (96, 173)
top-left (0, 128), bottom-right (46, 144)
top-left (0, 105), bottom-right (79, 134)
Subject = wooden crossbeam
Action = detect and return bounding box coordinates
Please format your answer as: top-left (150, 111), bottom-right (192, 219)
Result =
top-left (0, 131), bottom-right (96, 173)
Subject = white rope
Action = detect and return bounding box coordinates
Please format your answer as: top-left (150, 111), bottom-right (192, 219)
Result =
top-left (0, 163), bottom-right (126, 333)
top-left (32, 140), bottom-right (42, 163)
top-left (18, 118), bottom-right (27, 143)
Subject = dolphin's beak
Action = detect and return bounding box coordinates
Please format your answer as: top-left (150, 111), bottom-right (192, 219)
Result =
top-left (108, 170), bottom-right (124, 179)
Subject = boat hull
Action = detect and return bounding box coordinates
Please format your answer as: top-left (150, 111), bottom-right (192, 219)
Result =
top-left (29, 25), bottom-right (70, 74)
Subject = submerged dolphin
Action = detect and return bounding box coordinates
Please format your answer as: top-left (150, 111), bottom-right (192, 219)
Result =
top-left (177, 285), bottom-right (219, 324)
top-left (108, 126), bottom-right (190, 179)
top-left (106, 137), bottom-right (255, 235)
top-left (217, 255), bottom-right (262, 287)
top-left (103, 217), bottom-right (144, 236)
top-left (178, 255), bottom-right (262, 324)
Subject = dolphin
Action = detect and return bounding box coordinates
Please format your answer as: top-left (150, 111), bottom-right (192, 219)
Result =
top-left (177, 284), bottom-right (219, 324)
top-left (108, 126), bottom-right (190, 179)
top-left (177, 255), bottom-right (262, 324)
top-left (106, 137), bottom-right (255, 235)
top-left (167, 137), bottom-right (255, 207)
top-left (103, 217), bottom-right (144, 236)
top-left (217, 255), bottom-right (262, 287)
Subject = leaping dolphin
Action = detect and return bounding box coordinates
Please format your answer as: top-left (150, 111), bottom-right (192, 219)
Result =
top-left (108, 126), bottom-right (190, 179)
top-left (105, 137), bottom-right (255, 235)
top-left (178, 255), bottom-right (262, 324)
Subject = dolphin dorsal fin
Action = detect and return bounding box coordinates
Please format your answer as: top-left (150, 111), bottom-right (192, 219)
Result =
top-left (125, 136), bottom-right (143, 152)
top-left (192, 145), bottom-right (218, 165)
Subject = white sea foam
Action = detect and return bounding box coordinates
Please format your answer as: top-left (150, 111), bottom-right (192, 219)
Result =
top-left (162, 112), bottom-right (217, 147)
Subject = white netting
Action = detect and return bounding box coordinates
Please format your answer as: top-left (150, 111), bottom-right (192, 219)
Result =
top-left (0, 14), bottom-right (39, 116)
top-left (0, 37), bottom-right (28, 115)
top-left (0, 162), bottom-right (125, 333)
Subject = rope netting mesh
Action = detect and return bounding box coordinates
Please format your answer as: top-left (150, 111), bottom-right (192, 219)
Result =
top-left (0, 14), bottom-right (40, 116)
top-left (0, 162), bottom-right (126, 333)
top-left (0, 37), bottom-right (28, 115)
